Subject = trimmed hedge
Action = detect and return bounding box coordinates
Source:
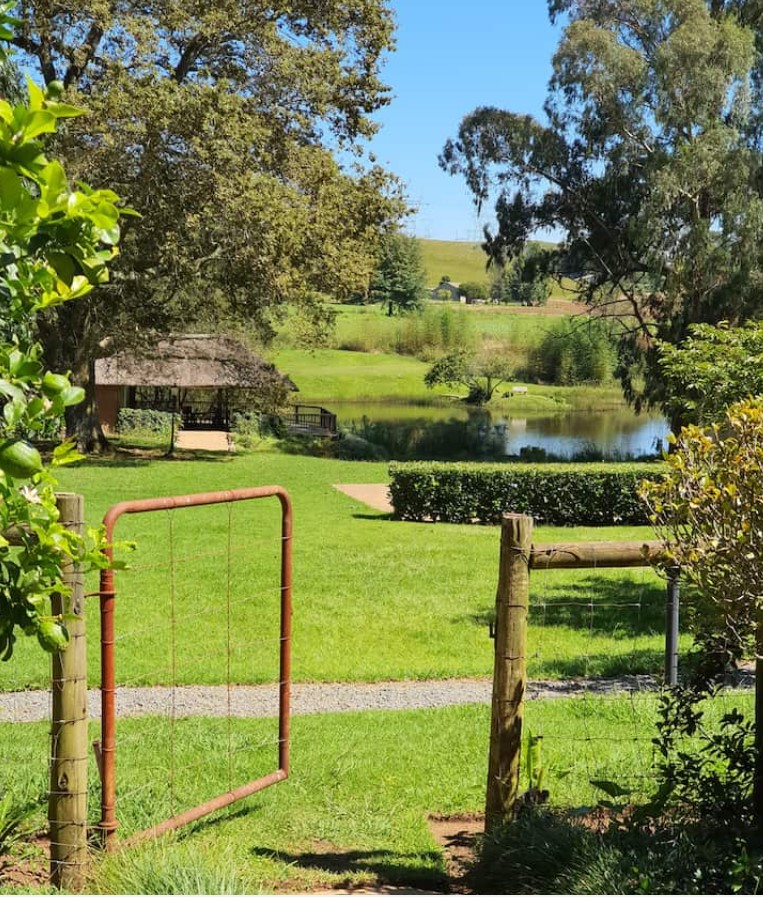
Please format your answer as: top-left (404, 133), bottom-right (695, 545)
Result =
top-left (388, 461), bottom-right (664, 526)
top-left (117, 408), bottom-right (177, 435)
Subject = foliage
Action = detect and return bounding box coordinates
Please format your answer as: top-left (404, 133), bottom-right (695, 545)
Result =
top-left (470, 807), bottom-right (763, 895)
top-left (493, 251), bottom-right (552, 306)
top-left (368, 232), bottom-right (427, 316)
top-left (424, 349), bottom-right (513, 403)
top-left (117, 409), bottom-right (177, 437)
top-left (12, 0), bottom-right (406, 447)
top-left (389, 461), bottom-right (660, 525)
top-left (640, 399), bottom-right (763, 667)
top-left (529, 319), bottom-right (616, 385)
top-left (0, 10), bottom-right (124, 660)
top-left (458, 280), bottom-right (489, 302)
top-left (641, 401), bottom-right (763, 834)
top-left (441, 0), bottom-right (763, 426)
top-left (658, 322), bottom-right (763, 425)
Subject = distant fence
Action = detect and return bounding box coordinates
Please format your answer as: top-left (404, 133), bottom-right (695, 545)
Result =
top-left (283, 404), bottom-right (337, 437)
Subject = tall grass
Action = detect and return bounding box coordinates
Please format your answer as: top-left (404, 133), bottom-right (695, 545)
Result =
top-left (336, 304), bottom-right (478, 359)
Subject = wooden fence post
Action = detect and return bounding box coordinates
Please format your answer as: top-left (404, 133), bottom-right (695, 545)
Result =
top-left (49, 493), bottom-right (88, 891)
top-left (485, 513), bottom-right (533, 833)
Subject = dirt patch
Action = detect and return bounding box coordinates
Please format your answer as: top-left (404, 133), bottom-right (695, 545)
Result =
top-left (0, 834), bottom-right (49, 891)
top-left (427, 814), bottom-right (483, 894)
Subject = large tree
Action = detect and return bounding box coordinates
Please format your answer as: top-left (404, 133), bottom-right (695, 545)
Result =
top-left (11, 0), bottom-right (406, 448)
top-left (441, 0), bottom-right (763, 429)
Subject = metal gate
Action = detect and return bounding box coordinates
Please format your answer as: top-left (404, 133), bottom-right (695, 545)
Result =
top-left (97, 486), bottom-right (292, 847)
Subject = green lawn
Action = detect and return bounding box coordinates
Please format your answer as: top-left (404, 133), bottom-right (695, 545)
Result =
top-left (5, 691), bottom-right (740, 893)
top-left (1, 449), bottom-right (676, 691)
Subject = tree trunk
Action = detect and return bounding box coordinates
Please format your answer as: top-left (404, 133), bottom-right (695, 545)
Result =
top-left (65, 358), bottom-right (109, 454)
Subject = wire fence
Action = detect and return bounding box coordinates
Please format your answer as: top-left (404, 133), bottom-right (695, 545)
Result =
top-left (486, 518), bottom-right (753, 817)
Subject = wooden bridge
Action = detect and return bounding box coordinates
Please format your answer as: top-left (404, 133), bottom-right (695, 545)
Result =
top-left (282, 404), bottom-right (337, 437)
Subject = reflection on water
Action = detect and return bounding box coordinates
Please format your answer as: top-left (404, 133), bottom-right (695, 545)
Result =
top-left (333, 402), bottom-right (670, 462)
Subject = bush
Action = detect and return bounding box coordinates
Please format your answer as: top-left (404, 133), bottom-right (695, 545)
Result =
top-left (116, 408), bottom-right (178, 435)
top-left (470, 809), bottom-right (763, 895)
top-left (389, 461), bottom-right (662, 525)
top-left (528, 319), bottom-right (616, 385)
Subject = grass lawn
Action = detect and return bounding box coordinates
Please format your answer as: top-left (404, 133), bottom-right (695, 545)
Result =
top-left (6, 691), bottom-right (747, 893)
top-left (2, 449), bottom-right (677, 691)
top-left (272, 346), bottom-right (625, 410)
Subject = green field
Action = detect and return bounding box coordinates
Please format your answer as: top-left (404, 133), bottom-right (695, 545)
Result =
top-left (418, 238), bottom-right (492, 287)
top-left (417, 238), bottom-right (579, 300)
top-left (0, 448), bottom-right (674, 692)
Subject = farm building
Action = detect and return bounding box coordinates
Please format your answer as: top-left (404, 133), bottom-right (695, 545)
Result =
top-left (429, 281), bottom-right (465, 302)
top-left (94, 334), bottom-right (297, 433)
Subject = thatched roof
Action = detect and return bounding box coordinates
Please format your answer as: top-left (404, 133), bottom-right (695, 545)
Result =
top-left (94, 334), bottom-right (297, 391)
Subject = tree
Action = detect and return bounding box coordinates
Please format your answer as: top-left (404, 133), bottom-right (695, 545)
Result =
top-left (658, 322), bottom-right (763, 425)
top-left (441, 0), bottom-right (763, 429)
top-left (369, 231), bottom-right (427, 316)
top-left (11, 0), bottom-right (406, 448)
top-left (424, 350), bottom-right (513, 404)
top-left (459, 280), bottom-right (490, 302)
top-left (501, 252), bottom-right (551, 306)
top-left (0, 16), bottom-right (124, 658)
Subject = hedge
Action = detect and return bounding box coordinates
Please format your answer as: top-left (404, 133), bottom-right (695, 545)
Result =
top-left (116, 408), bottom-right (178, 435)
top-left (388, 461), bottom-right (664, 526)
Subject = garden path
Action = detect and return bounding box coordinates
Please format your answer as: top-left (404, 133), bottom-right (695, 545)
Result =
top-left (174, 429), bottom-right (233, 452)
top-left (333, 483), bottom-right (393, 513)
top-left (1, 673), bottom-right (668, 723)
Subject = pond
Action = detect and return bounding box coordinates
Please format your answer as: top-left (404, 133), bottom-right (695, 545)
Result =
top-left (332, 402), bottom-right (670, 462)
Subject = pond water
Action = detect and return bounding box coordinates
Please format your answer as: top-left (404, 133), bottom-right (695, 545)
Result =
top-left (332, 402), bottom-right (670, 462)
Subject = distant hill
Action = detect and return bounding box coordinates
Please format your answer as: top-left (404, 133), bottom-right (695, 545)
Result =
top-left (416, 237), bottom-right (574, 300)
top-left (417, 239), bottom-right (490, 288)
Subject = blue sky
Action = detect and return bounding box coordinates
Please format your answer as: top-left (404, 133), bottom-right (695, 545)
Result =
top-left (369, 2), bottom-right (562, 241)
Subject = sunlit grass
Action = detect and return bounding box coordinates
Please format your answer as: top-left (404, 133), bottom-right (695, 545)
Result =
top-left (0, 449), bottom-right (678, 691)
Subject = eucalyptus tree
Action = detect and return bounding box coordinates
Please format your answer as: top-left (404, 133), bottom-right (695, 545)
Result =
top-left (10, 1), bottom-right (406, 447)
top-left (442, 0), bottom-right (763, 428)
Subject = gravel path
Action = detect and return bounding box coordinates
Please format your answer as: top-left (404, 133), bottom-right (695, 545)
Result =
top-left (0, 674), bottom-right (669, 724)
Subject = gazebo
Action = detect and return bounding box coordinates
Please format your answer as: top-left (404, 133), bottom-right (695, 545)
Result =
top-left (94, 334), bottom-right (297, 432)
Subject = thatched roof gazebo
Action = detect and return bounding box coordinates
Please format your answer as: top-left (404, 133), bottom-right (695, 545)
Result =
top-left (94, 334), bottom-right (297, 432)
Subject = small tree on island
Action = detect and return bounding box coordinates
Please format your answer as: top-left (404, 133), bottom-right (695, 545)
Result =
top-left (424, 350), bottom-right (513, 404)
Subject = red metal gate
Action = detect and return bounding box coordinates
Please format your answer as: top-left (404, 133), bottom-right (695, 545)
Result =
top-left (98, 486), bottom-right (292, 847)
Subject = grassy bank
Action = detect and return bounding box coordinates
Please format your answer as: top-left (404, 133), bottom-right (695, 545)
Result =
top-left (1, 448), bottom-right (674, 691)
top-left (273, 347), bottom-right (625, 410)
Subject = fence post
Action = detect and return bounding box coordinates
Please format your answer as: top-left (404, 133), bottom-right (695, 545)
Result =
top-left (665, 569), bottom-right (680, 687)
top-left (49, 493), bottom-right (88, 891)
top-left (485, 513), bottom-right (533, 833)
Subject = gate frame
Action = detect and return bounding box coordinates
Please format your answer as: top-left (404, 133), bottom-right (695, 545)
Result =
top-left (98, 486), bottom-right (292, 848)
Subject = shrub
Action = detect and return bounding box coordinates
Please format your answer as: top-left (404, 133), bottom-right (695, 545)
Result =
top-left (389, 461), bottom-right (662, 525)
top-left (116, 408), bottom-right (177, 436)
top-left (528, 319), bottom-right (616, 385)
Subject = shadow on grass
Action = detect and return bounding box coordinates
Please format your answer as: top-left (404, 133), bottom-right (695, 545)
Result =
top-left (249, 845), bottom-right (448, 891)
top-left (467, 575), bottom-right (669, 639)
top-left (351, 512), bottom-right (394, 521)
top-left (74, 448), bottom-right (235, 468)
